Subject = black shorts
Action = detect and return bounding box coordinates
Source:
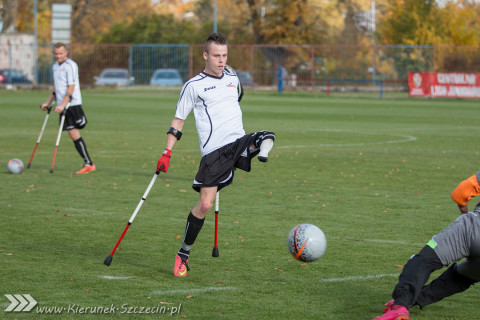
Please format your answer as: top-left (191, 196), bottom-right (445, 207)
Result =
top-left (60, 105), bottom-right (88, 131)
top-left (192, 133), bottom-right (260, 192)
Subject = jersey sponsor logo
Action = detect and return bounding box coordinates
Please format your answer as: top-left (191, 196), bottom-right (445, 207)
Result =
top-left (204, 86), bottom-right (216, 92)
top-left (226, 82), bottom-right (236, 87)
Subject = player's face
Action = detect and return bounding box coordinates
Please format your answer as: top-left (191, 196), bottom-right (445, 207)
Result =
top-left (53, 46), bottom-right (68, 64)
top-left (203, 43), bottom-right (228, 77)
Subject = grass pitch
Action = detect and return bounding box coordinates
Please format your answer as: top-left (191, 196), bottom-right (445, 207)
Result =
top-left (1, 89), bottom-right (480, 319)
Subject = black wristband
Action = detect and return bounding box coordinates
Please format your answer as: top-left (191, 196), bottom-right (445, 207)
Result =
top-left (67, 94), bottom-right (73, 101)
top-left (167, 127), bottom-right (182, 140)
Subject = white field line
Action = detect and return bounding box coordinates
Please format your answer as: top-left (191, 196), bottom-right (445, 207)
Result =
top-left (99, 276), bottom-right (133, 280)
top-left (36, 207), bottom-right (231, 226)
top-left (151, 286), bottom-right (236, 295)
top-left (276, 133), bottom-right (417, 149)
top-left (361, 238), bottom-right (426, 247)
top-left (319, 273), bottom-right (399, 283)
top-left (2, 131), bottom-right (418, 157)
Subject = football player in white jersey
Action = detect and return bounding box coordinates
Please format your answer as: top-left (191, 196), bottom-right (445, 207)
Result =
top-left (40, 43), bottom-right (95, 174)
top-left (156, 33), bottom-right (275, 277)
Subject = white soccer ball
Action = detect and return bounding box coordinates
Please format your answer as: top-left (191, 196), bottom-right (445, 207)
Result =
top-left (7, 158), bottom-right (24, 174)
top-left (287, 223), bottom-right (327, 262)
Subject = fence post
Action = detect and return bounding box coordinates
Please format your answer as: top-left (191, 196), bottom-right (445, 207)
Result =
top-left (278, 67), bottom-right (283, 93)
top-left (128, 45), bottom-right (133, 78)
top-left (8, 42), bottom-right (12, 83)
top-left (189, 45), bottom-right (193, 80)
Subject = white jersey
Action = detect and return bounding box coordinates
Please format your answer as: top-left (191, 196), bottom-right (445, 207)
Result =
top-left (175, 69), bottom-right (245, 156)
top-left (52, 58), bottom-right (82, 106)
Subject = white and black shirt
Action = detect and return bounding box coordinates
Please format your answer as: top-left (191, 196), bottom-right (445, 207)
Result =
top-left (52, 58), bottom-right (82, 106)
top-left (175, 69), bottom-right (245, 156)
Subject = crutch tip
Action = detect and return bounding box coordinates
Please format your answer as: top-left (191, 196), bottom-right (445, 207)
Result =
top-left (104, 256), bottom-right (113, 266)
top-left (212, 247), bottom-right (219, 257)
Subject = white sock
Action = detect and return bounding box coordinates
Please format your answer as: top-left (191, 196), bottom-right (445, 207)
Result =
top-left (258, 139), bottom-right (274, 158)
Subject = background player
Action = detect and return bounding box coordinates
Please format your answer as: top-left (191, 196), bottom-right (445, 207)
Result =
top-left (41, 42), bottom-right (95, 174)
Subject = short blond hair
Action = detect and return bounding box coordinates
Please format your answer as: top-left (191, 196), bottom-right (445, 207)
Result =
top-left (54, 42), bottom-right (68, 51)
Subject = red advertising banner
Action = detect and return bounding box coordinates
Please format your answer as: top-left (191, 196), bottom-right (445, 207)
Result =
top-left (408, 72), bottom-right (480, 99)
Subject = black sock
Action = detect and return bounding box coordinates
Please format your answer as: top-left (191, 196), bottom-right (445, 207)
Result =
top-left (178, 248), bottom-right (190, 260)
top-left (74, 137), bottom-right (93, 165)
top-left (178, 212), bottom-right (205, 258)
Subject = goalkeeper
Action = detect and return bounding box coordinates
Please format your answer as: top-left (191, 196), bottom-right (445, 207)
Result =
top-left (372, 173), bottom-right (480, 320)
top-left (156, 33), bottom-right (275, 277)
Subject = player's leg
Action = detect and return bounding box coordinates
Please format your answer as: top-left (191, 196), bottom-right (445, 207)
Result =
top-left (192, 186), bottom-right (218, 219)
top-left (250, 131), bottom-right (275, 162)
top-left (415, 262), bottom-right (477, 308)
top-left (372, 246), bottom-right (442, 319)
top-left (415, 218), bottom-right (480, 308)
top-left (65, 106), bottom-right (95, 174)
top-left (393, 213), bottom-right (474, 308)
top-left (391, 246), bottom-right (444, 308)
top-left (70, 129), bottom-right (95, 174)
top-left (374, 213), bottom-right (475, 319)
top-left (174, 186), bottom-right (217, 277)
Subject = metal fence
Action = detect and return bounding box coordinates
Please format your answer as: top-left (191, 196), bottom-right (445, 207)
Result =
top-left (1, 43), bottom-right (480, 93)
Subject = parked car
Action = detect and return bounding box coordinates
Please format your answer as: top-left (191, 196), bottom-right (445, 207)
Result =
top-left (150, 69), bottom-right (183, 86)
top-left (94, 68), bottom-right (134, 86)
top-left (236, 70), bottom-right (255, 86)
top-left (0, 69), bottom-right (32, 84)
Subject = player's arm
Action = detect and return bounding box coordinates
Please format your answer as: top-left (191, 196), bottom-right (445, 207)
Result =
top-left (166, 118), bottom-right (184, 149)
top-left (55, 85), bottom-right (74, 113)
top-left (157, 117), bottom-right (184, 172)
top-left (41, 89), bottom-right (56, 110)
top-left (457, 204), bottom-right (469, 214)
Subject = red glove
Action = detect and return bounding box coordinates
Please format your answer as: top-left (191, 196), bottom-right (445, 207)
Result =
top-left (157, 149), bottom-right (171, 172)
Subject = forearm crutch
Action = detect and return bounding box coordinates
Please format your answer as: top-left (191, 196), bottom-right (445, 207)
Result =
top-left (212, 191), bottom-right (220, 257)
top-left (104, 170), bottom-right (160, 266)
top-left (50, 103), bottom-right (70, 173)
top-left (27, 104), bottom-right (53, 168)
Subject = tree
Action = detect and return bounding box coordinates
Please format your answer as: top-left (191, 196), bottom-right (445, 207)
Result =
top-left (70, 0), bottom-right (153, 43)
top-left (438, 1), bottom-right (479, 46)
top-left (1, 0), bottom-right (154, 43)
top-left (245, 0), bottom-right (316, 44)
top-left (96, 13), bottom-right (197, 44)
top-left (1, 0), bottom-right (15, 32)
top-left (1, 0), bottom-right (35, 33)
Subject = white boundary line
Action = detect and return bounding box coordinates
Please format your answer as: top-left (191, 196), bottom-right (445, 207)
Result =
top-left (277, 132), bottom-right (417, 149)
top-left (361, 238), bottom-right (426, 246)
top-left (3, 130), bottom-right (418, 157)
top-left (99, 272), bottom-right (400, 284)
top-left (319, 273), bottom-right (399, 283)
top-left (99, 276), bottom-right (133, 280)
top-left (151, 286), bottom-right (236, 295)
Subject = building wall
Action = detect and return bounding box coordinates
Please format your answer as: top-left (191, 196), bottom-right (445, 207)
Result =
top-left (0, 33), bottom-right (35, 82)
